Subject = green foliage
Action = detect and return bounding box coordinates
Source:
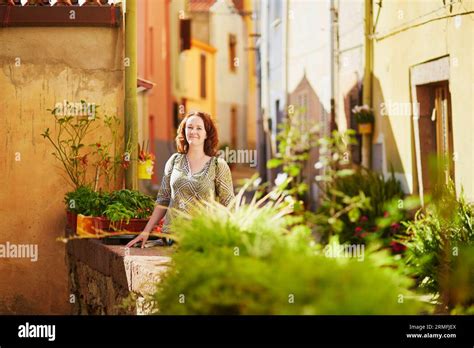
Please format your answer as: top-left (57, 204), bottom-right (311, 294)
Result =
top-left (402, 184), bottom-right (474, 307)
top-left (267, 107), bottom-right (320, 208)
top-left (64, 187), bottom-right (154, 220)
top-left (64, 186), bottom-right (108, 216)
top-left (107, 189), bottom-right (155, 219)
top-left (150, 191), bottom-right (426, 315)
top-left (102, 202), bottom-right (135, 225)
top-left (41, 101), bottom-right (128, 191)
top-left (446, 245), bottom-right (474, 311)
top-left (332, 167), bottom-right (404, 218)
top-left (352, 105), bottom-right (374, 124)
top-left (311, 131), bottom-right (368, 240)
top-left (315, 167), bottom-right (407, 245)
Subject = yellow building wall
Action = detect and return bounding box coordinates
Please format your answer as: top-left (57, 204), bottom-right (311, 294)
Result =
top-left (170, 0), bottom-right (189, 104)
top-left (244, 0), bottom-right (257, 150)
top-left (183, 39), bottom-right (216, 118)
top-left (0, 27), bottom-right (124, 313)
top-left (372, 0), bottom-right (473, 199)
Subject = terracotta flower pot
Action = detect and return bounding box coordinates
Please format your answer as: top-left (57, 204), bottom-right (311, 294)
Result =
top-left (357, 123), bottom-right (373, 134)
top-left (93, 216), bottom-right (150, 233)
top-left (76, 214), bottom-right (97, 236)
top-left (66, 211), bottom-right (78, 236)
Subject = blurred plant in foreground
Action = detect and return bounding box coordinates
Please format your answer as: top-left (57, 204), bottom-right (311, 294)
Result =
top-left (148, 183), bottom-right (428, 315)
top-left (401, 182), bottom-right (474, 313)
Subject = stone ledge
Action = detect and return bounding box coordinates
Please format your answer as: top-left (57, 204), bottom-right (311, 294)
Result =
top-left (67, 238), bottom-right (173, 314)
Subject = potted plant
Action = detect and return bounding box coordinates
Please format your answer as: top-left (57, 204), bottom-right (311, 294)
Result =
top-left (93, 189), bottom-right (155, 233)
top-left (64, 186), bottom-right (109, 236)
top-left (352, 104), bottom-right (374, 134)
top-left (138, 141), bottom-right (155, 180)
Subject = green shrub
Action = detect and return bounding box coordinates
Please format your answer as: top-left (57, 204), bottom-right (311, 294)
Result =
top-left (331, 167), bottom-right (404, 218)
top-left (315, 167), bottom-right (406, 245)
top-left (64, 187), bottom-right (154, 219)
top-left (150, 192), bottom-right (427, 315)
top-left (102, 202), bottom-right (135, 225)
top-left (446, 245), bottom-right (474, 312)
top-left (64, 186), bottom-right (108, 216)
top-left (107, 189), bottom-right (155, 219)
top-left (402, 185), bottom-right (474, 307)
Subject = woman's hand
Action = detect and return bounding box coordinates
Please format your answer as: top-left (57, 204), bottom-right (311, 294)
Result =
top-left (125, 231), bottom-right (150, 249)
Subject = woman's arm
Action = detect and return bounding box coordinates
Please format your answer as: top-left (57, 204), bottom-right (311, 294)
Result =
top-left (143, 204), bottom-right (167, 233)
top-left (126, 154), bottom-right (177, 248)
top-left (215, 158), bottom-right (235, 206)
top-left (125, 204), bottom-right (167, 248)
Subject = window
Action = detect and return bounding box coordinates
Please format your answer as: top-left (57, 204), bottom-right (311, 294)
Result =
top-left (228, 34), bottom-right (237, 72)
top-left (231, 106), bottom-right (238, 149)
top-left (200, 54), bottom-right (206, 99)
top-left (180, 18), bottom-right (191, 52)
top-left (275, 99), bottom-right (281, 125)
top-left (418, 82), bottom-right (454, 192)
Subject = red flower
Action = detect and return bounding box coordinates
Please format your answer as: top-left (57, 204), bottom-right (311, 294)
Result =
top-left (354, 226), bottom-right (364, 237)
top-left (96, 143), bottom-right (101, 148)
top-left (360, 215), bottom-right (369, 223)
top-left (383, 211), bottom-right (389, 218)
top-left (79, 154), bottom-right (88, 166)
top-left (390, 241), bottom-right (407, 253)
top-left (390, 222), bottom-right (401, 231)
top-left (121, 154), bottom-right (130, 169)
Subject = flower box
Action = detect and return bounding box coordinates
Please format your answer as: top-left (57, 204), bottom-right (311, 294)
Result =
top-left (358, 123), bottom-right (373, 134)
top-left (76, 214), bottom-right (97, 236)
top-left (66, 211), bottom-right (77, 236)
top-left (93, 216), bottom-right (150, 233)
top-left (138, 159), bottom-right (154, 180)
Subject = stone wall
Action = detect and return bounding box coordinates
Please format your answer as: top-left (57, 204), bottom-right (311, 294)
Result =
top-left (67, 239), bottom-right (172, 315)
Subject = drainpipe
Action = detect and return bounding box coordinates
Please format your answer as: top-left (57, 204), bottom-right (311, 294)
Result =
top-left (284, 0), bottom-right (289, 113)
top-left (256, 31), bottom-right (267, 182)
top-left (125, 0), bottom-right (138, 189)
top-left (362, 0), bottom-right (373, 168)
top-left (329, 0), bottom-right (338, 133)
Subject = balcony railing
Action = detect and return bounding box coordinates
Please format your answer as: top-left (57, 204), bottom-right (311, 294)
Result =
top-left (0, 0), bottom-right (121, 27)
top-left (1, 0), bottom-right (114, 6)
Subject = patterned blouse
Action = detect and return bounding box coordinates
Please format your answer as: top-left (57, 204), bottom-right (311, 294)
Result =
top-left (156, 153), bottom-right (235, 233)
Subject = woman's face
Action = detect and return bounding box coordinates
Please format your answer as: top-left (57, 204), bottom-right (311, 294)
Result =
top-left (185, 115), bottom-right (207, 148)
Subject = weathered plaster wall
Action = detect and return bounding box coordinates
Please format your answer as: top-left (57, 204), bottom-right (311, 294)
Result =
top-left (0, 27), bottom-right (124, 314)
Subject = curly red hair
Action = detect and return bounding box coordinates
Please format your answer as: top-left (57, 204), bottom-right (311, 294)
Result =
top-left (175, 111), bottom-right (219, 156)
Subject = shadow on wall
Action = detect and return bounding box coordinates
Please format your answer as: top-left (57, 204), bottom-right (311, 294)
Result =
top-left (372, 74), bottom-right (411, 193)
top-left (288, 73), bottom-right (330, 210)
top-left (343, 79), bottom-right (363, 165)
top-left (341, 75), bottom-right (408, 192)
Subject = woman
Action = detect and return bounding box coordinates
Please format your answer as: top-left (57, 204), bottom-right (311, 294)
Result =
top-left (126, 111), bottom-right (235, 248)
